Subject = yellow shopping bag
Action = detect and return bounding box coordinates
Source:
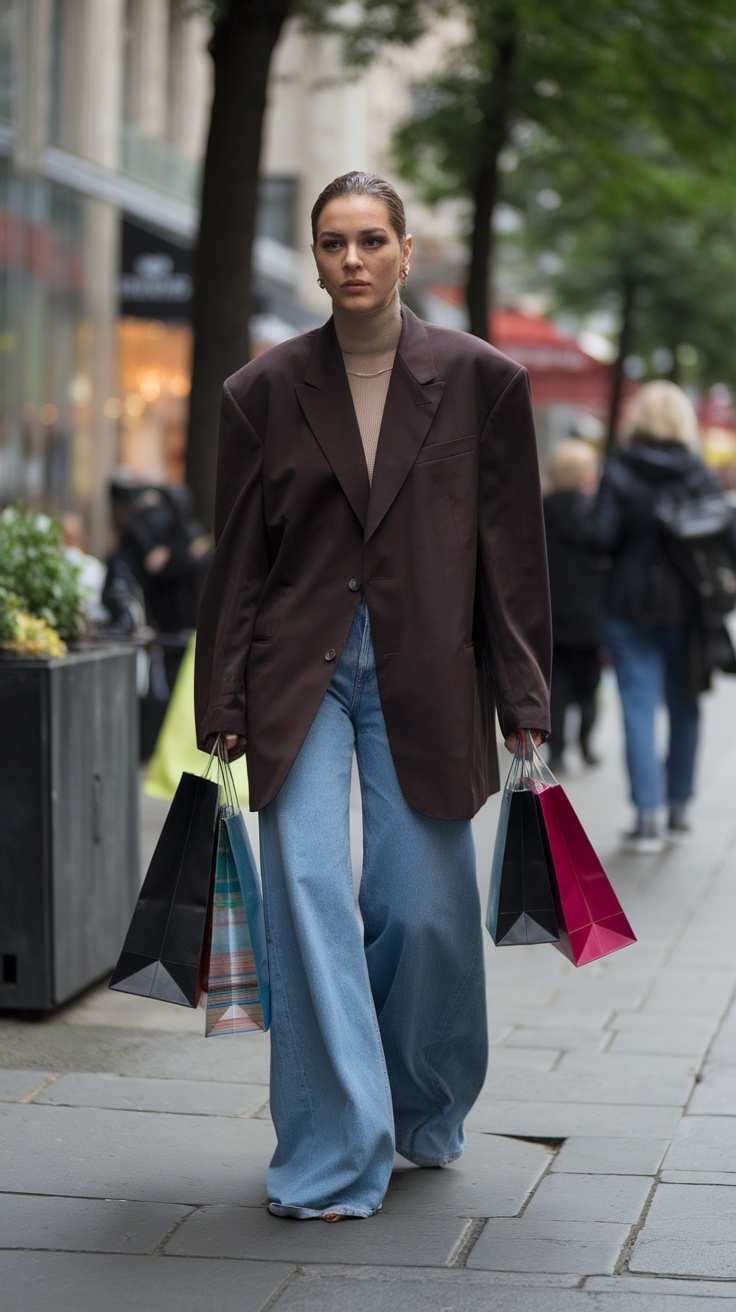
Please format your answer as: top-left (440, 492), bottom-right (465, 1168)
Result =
top-left (144, 634), bottom-right (249, 806)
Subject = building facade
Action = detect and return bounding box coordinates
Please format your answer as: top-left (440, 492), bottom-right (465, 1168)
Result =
top-left (0, 1), bottom-right (460, 552)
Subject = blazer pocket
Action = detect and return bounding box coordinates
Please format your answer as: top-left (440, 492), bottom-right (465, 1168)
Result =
top-left (414, 434), bottom-right (477, 465)
top-left (251, 634), bottom-right (273, 645)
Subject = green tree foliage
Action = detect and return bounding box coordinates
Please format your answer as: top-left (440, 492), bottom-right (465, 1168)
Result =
top-left (527, 163), bottom-right (736, 418)
top-left (393, 0), bottom-right (736, 341)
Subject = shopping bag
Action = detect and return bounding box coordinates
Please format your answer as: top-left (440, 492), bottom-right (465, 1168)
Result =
top-left (109, 770), bottom-right (220, 1006)
top-left (528, 737), bottom-right (637, 966)
top-left (223, 806), bottom-right (270, 1031)
top-left (486, 738), bottom-right (559, 946)
top-left (205, 762), bottom-right (270, 1036)
top-left (144, 634), bottom-right (249, 805)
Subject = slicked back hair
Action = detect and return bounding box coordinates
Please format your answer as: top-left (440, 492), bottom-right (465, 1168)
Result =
top-left (311, 171), bottom-right (407, 245)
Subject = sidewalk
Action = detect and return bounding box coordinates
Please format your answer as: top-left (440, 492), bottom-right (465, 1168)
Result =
top-left (3, 672), bottom-right (736, 1310)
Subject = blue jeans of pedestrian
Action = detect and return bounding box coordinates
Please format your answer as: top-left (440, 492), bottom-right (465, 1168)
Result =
top-left (603, 618), bottom-right (700, 813)
top-left (259, 599), bottom-right (488, 1218)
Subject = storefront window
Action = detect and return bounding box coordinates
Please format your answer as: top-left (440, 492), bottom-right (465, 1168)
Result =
top-left (116, 317), bottom-right (191, 485)
top-left (257, 176), bottom-right (298, 250)
top-left (0, 0), bottom-right (16, 124)
top-left (114, 218), bottom-right (193, 485)
top-left (0, 162), bottom-right (89, 513)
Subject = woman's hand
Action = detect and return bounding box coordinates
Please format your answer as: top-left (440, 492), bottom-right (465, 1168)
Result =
top-left (504, 729), bottom-right (545, 753)
top-left (224, 733), bottom-right (246, 760)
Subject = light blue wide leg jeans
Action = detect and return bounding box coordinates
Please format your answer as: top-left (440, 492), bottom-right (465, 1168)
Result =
top-left (259, 600), bottom-right (488, 1218)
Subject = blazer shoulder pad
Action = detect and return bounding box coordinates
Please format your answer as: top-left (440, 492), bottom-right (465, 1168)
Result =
top-left (423, 322), bottom-right (523, 380)
top-left (224, 327), bottom-right (322, 404)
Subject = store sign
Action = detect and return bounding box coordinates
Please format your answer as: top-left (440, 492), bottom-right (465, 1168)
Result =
top-left (119, 219), bottom-right (193, 320)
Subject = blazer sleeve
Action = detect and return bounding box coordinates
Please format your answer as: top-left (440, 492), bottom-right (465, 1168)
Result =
top-left (194, 382), bottom-right (270, 756)
top-left (477, 367), bottom-right (552, 739)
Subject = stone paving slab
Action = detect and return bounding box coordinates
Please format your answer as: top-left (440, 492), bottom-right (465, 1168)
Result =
top-left (62, 981), bottom-right (207, 1031)
top-left (663, 1117), bottom-right (736, 1173)
top-left (466, 1100), bottom-right (682, 1139)
top-left (0, 1251), bottom-right (294, 1312)
top-left (522, 1171), bottom-right (652, 1223)
top-left (489, 1007), bottom-right (616, 1031)
top-left (465, 1218), bottom-right (630, 1274)
top-left (477, 1054), bottom-right (695, 1107)
top-left (272, 1274), bottom-right (736, 1312)
top-left (0, 1069), bottom-right (55, 1101)
top-left (164, 1204), bottom-right (471, 1266)
top-left (551, 1136), bottom-right (669, 1176)
top-left (636, 970), bottom-right (735, 1020)
top-left (482, 1047), bottom-right (560, 1072)
top-left (0, 1020), bottom-right (271, 1083)
top-left (588, 1275), bottom-right (736, 1297)
top-left (606, 1013), bottom-right (715, 1059)
top-left (34, 1073), bottom-right (269, 1117)
top-left (630, 1182), bottom-right (736, 1277)
top-left (504, 1028), bottom-right (609, 1053)
top-left (384, 1133), bottom-right (551, 1217)
top-left (0, 1104), bottom-right (276, 1206)
top-left (0, 1193), bottom-right (191, 1254)
top-left (554, 1051), bottom-right (699, 1096)
top-left (688, 1065), bottom-right (736, 1115)
top-left (662, 1171), bottom-right (736, 1185)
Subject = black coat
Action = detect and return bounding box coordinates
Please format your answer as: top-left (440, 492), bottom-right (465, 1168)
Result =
top-left (587, 438), bottom-right (721, 626)
top-left (544, 490), bottom-right (605, 649)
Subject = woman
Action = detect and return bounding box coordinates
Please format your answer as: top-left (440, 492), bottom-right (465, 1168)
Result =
top-left (588, 381), bottom-right (721, 853)
top-left (195, 172), bottom-right (551, 1220)
top-left (543, 439), bottom-right (605, 773)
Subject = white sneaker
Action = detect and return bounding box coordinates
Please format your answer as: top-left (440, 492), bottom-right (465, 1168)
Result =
top-left (622, 816), bottom-right (665, 855)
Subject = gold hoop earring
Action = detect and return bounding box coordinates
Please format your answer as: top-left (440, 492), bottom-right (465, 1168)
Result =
top-left (317, 277), bottom-right (325, 289)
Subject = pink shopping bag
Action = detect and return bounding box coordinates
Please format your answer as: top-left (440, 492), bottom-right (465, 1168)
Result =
top-left (536, 783), bottom-right (636, 967)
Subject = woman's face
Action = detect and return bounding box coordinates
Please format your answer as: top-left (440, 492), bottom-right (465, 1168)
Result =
top-left (312, 194), bottom-right (412, 314)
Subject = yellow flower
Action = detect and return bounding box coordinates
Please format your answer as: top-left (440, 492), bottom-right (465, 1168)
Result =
top-left (0, 608), bottom-right (67, 658)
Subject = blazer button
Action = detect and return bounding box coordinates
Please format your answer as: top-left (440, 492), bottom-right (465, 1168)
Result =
top-left (348, 577), bottom-right (361, 592)
top-left (325, 648), bottom-right (336, 661)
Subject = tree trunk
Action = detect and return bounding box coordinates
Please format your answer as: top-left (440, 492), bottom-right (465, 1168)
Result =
top-left (465, 13), bottom-right (515, 342)
top-left (467, 161), bottom-right (498, 341)
top-left (605, 279), bottom-right (637, 453)
top-left (186, 0), bottom-right (291, 529)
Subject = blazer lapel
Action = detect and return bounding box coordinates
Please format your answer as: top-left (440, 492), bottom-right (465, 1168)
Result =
top-left (294, 320), bottom-right (370, 530)
top-left (364, 307), bottom-right (445, 542)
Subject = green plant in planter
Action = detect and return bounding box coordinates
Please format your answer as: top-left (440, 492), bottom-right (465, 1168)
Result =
top-left (0, 506), bottom-right (85, 657)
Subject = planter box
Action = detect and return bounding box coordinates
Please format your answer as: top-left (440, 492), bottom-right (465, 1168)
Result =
top-left (0, 646), bottom-right (139, 1011)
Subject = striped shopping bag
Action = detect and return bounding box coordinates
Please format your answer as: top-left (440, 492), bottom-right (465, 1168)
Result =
top-left (205, 807), bottom-right (269, 1037)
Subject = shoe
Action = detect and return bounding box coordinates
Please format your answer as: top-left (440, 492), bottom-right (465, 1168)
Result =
top-left (622, 814), bottom-right (665, 855)
top-left (580, 740), bottom-right (600, 767)
top-left (668, 804), bottom-right (692, 843)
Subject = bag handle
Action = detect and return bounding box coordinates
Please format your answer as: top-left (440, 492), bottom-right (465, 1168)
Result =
top-left (215, 736), bottom-right (240, 815)
top-left (202, 733), bottom-right (223, 781)
top-left (516, 730), bottom-right (557, 792)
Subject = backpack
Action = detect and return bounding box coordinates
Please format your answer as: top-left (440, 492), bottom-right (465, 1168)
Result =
top-left (655, 484), bottom-right (736, 621)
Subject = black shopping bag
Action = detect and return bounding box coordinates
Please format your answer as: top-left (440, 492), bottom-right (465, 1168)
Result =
top-left (486, 739), bottom-right (559, 946)
top-left (109, 771), bottom-right (220, 1007)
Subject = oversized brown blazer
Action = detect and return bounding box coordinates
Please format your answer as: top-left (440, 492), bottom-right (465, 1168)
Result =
top-left (195, 304), bottom-right (552, 820)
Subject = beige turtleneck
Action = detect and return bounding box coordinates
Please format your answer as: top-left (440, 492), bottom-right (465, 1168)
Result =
top-left (333, 293), bottom-right (402, 484)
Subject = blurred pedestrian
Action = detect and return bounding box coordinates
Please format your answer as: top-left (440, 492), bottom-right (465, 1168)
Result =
top-left (195, 171), bottom-right (551, 1221)
top-left (543, 440), bottom-right (605, 773)
top-left (588, 381), bottom-right (728, 853)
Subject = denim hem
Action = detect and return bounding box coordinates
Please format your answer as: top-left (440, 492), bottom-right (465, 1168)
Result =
top-left (268, 1202), bottom-right (381, 1220)
top-left (396, 1146), bottom-right (464, 1168)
